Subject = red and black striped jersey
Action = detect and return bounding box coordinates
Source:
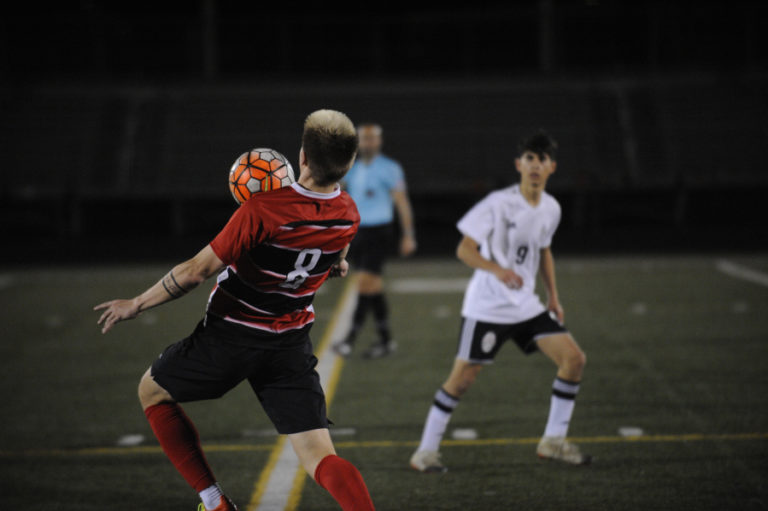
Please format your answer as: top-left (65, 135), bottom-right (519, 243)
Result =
top-left (207, 182), bottom-right (359, 336)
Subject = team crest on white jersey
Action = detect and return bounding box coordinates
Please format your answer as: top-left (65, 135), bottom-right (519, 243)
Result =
top-left (481, 331), bottom-right (497, 353)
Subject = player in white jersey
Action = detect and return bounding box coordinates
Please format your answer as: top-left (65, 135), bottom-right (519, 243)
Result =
top-left (410, 131), bottom-right (589, 472)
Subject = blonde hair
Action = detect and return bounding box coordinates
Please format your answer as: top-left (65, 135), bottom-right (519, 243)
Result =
top-left (302, 109), bottom-right (358, 186)
top-left (305, 109), bottom-right (356, 137)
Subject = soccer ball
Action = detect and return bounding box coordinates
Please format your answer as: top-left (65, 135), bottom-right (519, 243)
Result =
top-left (228, 148), bottom-right (295, 204)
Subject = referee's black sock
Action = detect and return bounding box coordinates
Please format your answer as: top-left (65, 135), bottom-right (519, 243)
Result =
top-left (346, 294), bottom-right (373, 345)
top-left (370, 292), bottom-right (391, 345)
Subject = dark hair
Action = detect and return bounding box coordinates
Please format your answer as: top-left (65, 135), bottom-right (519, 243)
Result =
top-left (302, 110), bottom-right (359, 186)
top-left (517, 130), bottom-right (558, 161)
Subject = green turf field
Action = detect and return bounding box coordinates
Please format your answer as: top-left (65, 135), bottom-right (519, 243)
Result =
top-left (1, 255), bottom-right (767, 510)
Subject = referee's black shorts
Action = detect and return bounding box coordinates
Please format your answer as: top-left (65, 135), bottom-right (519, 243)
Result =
top-left (150, 317), bottom-right (328, 435)
top-left (348, 223), bottom-right (395, 275)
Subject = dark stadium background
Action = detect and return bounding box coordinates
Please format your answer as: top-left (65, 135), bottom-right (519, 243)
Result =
top-left (1, 1), bottom-right (766, 263)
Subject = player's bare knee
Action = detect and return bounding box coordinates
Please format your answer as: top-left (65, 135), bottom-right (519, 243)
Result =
top-left (563, 348), bottom-right (586, 377)
top-left (138, 369), bottom-right (171, 409)
top-left (137, 373), bottom-right (154, 409)
top-left (573, 347), bottom-right (586, 371)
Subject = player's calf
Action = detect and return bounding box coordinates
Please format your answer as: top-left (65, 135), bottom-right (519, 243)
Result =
top-left (314, 455), bottom-right (375, 511)
top-left (443, 359), bottom-right (484, 397)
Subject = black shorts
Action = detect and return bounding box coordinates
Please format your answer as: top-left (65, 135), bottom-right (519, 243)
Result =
top-left (150, 318), bottom-right (328, 434)
top-left (348, 223), bottom-right (394, 275)
top-left (455, 311), bottom-right (568, 364)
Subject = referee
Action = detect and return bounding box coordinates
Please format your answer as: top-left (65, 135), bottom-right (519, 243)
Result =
top-left (333, 122), bottom-right (416, 359)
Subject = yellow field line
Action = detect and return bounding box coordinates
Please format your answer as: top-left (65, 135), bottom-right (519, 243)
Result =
top-left (282, 355), bottom-right (348, 511)
top-left (247, 277), bottom-right (356, 511)
top-left (283, 455), bottom-right (312, 511)
top-left (570, 432), bottom-right (768, 444)
top-left (337, 431), bottom-right (768, 448)
top-left (4, 431), bottom-right (766, 459)
top-left (282, 282), bottom-right (354, 511)
top-left (246, 435), bottom-right (289, 511)
top-left (0, 444), bottom-right (275, 457)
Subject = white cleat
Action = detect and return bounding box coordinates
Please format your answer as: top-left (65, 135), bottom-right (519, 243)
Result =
top-left (537, 436), bottom-right (592, 465)
top-left (410, 450), bottom-right (448, 473)
top-left (332, 340), bottom-right (354, 358)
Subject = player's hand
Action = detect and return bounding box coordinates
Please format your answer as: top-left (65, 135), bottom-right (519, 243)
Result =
top-left (94, 298), bottom-right (140, 334)
top-left (548, 299), bottom-right (565, 324)
top-left (400, 235), bottom-right (417, 257)
top-left (494, 268), bottom-right (523, 289)
top-left (329, 258), bottom-right (349, 279)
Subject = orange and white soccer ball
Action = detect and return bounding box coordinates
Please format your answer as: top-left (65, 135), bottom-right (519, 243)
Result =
top-left (228, 148), bottom-right (295, 204)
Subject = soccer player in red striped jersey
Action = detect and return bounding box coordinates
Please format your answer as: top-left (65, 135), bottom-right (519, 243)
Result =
top-left (95, 110), bottom-right (375, 511)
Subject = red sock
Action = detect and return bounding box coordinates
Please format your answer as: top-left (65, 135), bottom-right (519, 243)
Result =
top-left (144, 403), bottom-right (216, 492)
top-left (314, 455), bottom-right (375, 511)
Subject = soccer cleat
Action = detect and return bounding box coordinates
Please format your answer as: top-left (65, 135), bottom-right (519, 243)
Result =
top-left (197, 496), bottom-right (238, 511)
top-left (362, 340), bottom-right (397, 359)
top-left (332, 340), bottom-right (354, 358)
top-left (410, 450), bottom-right (448, 473)
top-left (536, 436), bottom-right (592, 465)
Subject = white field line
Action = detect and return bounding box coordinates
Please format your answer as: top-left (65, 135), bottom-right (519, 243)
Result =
top-left (253, 437), bottom-right (302, 511)
top-left (250, 281), bottom-right (357, 511)
top-left (388, 258), bottom-right (768, 295)
top-left (389, 278), bottom-right (469, 294)
top-left (716, 259), bottom-right (768, 287)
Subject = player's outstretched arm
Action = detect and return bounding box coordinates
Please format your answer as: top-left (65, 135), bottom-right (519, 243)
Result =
top-left (94, 245), bottom-right (225, 334)
top-left (456, 235), bottom-right (522, 289)
top-left (539, 247), bottom-right (564, 323)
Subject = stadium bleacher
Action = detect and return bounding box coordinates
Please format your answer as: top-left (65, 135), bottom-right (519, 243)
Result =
top-left (1, 72), bottom-right (766, 259)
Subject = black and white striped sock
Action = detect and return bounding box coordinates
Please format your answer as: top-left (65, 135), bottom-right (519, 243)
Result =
top-left (543, 377), bottom-right (580, 438)
top-left (417, 388), bottom-right (459, 452)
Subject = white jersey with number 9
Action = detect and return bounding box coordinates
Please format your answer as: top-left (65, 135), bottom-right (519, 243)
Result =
top-left (456, 184), bottom-right (561, 324)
